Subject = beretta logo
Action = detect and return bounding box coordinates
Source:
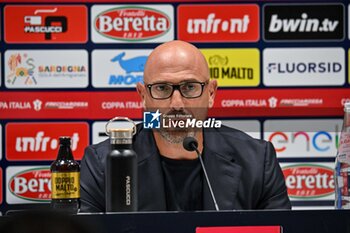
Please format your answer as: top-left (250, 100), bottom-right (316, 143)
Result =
top-left (264, 4), bottom-right (344, 41)
top-left (283, 164), bottom-right (334, 199)
top-left (8, 167), bottom-right (51, 203)
top-left (6, 122), bottom-right (89, 161)
top-left (178, 4), bottom-right (259, 42)
top-left (4, 5), bottom-right (88, 43)
top-left (92, 5), bottom-right (173, 42)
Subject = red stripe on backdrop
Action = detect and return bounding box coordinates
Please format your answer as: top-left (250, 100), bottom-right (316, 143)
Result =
top-left (0, 88), bottom-right (349, 119)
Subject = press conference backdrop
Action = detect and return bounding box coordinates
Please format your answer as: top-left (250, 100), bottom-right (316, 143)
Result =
top-left (0, 0), bottom-right (349, 214)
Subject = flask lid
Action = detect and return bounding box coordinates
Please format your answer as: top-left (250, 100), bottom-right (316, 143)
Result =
top-left (105, 117), bottom-right (136, 138)
top-left (109, 128), bottom-right (133, 139)
top-left (345, 102), bottom-right (350, 112)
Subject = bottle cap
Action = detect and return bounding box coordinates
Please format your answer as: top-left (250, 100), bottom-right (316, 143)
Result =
top-left (59, 136), bottom-right (71, 145)
top-left (109, 128), bottom-right (133, 139)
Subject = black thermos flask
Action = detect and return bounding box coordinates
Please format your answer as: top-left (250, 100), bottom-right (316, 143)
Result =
top-left (105, 127), bottom-right (138, 212)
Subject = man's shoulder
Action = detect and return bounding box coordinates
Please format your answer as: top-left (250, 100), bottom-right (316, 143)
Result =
top-left (85, 138), bottom-right (110, 158)
top-left (204, 124), bottom-right (268, 160)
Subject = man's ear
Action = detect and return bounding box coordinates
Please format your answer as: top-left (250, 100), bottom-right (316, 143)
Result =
top-left (136, 82), bottom-right (147, 109)
top-left (208, 80), bottom-right (217, 108)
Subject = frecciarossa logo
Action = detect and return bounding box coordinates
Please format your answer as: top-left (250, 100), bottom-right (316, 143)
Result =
top-left (94, 6), bottom-right (171, 40)
top-left (9, 167), bottom-right (51, 202)
top-left (283, 164), bottom-right (334, 198)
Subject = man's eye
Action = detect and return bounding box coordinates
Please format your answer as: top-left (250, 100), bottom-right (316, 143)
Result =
top-left (182, 83), bottom-right (196, 91)
top-left (155, 85), bottom-right (170, 92)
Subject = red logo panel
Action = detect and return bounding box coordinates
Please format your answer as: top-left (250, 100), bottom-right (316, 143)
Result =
top-left (0, 168), bottom-right (2, 204)
top-left (283, 165), bottom-right (334, 198)
top-left (4, 5), bottom-right (87, 43)
top-left (6, 122), bottom-right (89, 161)
top-left (9, 167), bottom-right (51, 201)
top-left (178, 4), bottom-right (259, 42)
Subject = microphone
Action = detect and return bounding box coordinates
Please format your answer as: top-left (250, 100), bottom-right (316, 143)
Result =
top-left (183, 137), bottom-right (220, 211)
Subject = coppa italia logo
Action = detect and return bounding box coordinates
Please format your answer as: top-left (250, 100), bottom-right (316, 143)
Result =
top-left (92, 5), bottom-right (174, 43)
top-left (6, 122), bottom-right (89, 161)
top-left (201, 48), bottom-right (260, 87)
top-left (282, 164), bottom-right (335, 199)
top-left (178, 4), bottom-right (259, 42)
top-left (7, 166), bottom-right (51, 203)
top-left (4, 5), bottom-right (88, 43)
top-left (264, 4), bottom-right (344, 41)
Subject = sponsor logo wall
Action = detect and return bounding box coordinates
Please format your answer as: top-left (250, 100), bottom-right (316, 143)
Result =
top-left (0, 1), bottom-right (349, 213)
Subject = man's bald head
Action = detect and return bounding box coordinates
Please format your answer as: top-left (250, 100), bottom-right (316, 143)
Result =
top-left (144, 40), bottom-right (209, 83)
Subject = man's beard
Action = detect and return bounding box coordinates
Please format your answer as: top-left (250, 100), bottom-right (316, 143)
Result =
top-left (158, 109), bottom-right (196, 144)
top-left (158, 128), bottom-right (196, 144)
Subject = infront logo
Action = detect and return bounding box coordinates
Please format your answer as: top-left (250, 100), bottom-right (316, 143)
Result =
top-left (178, 4), bottom-right (259, 42)
top-left (6, 122), bottom-right (89, 161)
top-left (264, 4), bottom-right (344, 41)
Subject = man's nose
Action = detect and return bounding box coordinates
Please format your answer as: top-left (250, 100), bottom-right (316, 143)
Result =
top-left (169, 89), bottom-right (185, 110)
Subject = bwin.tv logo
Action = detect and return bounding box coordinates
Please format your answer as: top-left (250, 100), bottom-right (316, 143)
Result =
top-left (143, 110), bottom-right (162, 129)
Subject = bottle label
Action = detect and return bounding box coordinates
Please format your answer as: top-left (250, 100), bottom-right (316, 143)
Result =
top-left (51, 172), bottom-right (80, 199)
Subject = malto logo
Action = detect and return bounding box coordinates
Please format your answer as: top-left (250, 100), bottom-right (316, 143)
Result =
top-left (7, 166), bottom-right (51, 203)
top-left (178, 4), bottom-right (259, 42)
top-left (282, 164), bottom-right (334, 199)
top-left (201, 48), bottom-right (259, 87)
top-left (4, 5), bottom-right (88, 43)
top-left (92, 5), bottom-right (174, 43)
top-left (6, 122), bottom-right (89, 161)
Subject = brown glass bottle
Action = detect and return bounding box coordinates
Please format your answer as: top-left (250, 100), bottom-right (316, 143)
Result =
top-left (50, 136), bottom-right (80, 214)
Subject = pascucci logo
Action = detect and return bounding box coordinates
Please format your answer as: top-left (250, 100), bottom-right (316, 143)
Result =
top-left (94, 6), bottom-right (171, 40)
top-left (266, 62), bottom-right (342, 74)
top-left (24, 8), bottom-right (67, 40)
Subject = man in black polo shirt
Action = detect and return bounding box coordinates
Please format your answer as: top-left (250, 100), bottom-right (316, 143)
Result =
top-left (80, 40), bottom-right (291, 212)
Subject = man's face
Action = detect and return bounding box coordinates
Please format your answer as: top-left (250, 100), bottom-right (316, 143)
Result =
top-left (137, 41), bottom-right (217, 143)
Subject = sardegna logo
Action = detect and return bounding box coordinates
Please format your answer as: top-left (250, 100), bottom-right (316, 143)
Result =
top-left (7, 166), bottom-right (51, 204)
top-left (282, 163), bottom-right (334, 200)
top-left (91, 5), bottom-right (174, 43)
top-left (6, 122), bottom-right (89, 161)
